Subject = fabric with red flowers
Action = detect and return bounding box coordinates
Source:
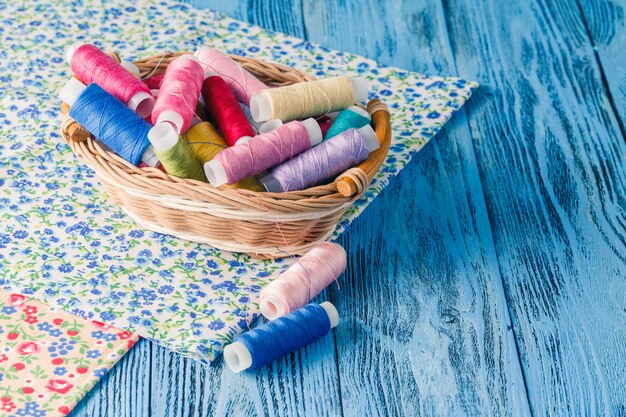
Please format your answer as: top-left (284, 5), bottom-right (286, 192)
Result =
top-left (0, 289), bottom-right (139, 417)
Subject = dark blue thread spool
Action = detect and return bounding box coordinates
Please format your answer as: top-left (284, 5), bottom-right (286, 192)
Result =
top-left (223, 302), bottom-right (339, 372)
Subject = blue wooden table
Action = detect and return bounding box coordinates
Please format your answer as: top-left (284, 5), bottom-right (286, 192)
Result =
top-left (71, 1), bottom-right (626, 416)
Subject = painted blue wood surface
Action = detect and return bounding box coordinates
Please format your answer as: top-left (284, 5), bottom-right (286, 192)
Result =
top-left (70, 1), bottom-right (626, 416)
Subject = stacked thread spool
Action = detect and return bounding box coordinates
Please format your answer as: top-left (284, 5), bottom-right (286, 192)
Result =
top-left (60, 43), bottom-right (381, 193)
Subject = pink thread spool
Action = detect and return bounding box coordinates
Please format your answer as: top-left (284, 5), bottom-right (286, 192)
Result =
top-left (203, 118), bottom-right (322, 187)
top-left (260, 242), bottom-right (347, 320)
top-left (66, 42), bottom-right (154, 117)
top-left (194, 46), bottom-right (267, 106)
top-left (151, 54), bottom-right (205, 134)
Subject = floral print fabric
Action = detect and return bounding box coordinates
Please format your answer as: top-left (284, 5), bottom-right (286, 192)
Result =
top-left (0, 0), bottom-right (477, 363)
top-left (0, 289), bottom-right (139, 417)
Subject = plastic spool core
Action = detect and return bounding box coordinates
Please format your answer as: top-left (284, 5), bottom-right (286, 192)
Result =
top-left (259, 174), bottom-right (281, 193)
top-left (204, 159), bottom-right (228, 187)
top-left (358, 125), bottom-right (380, 152)
top-left (129, 92), bottom-right (155, 118)
top-left (249, 94), bottom-right (271, 122)
top-left (59, 77), bottom-right (87, 107)
top-left (346, 105), bottom-right (371, 120)
top-left (260, 295), bottom-right (285, 320)
top-left (120, 61), bottom-right (140, 76)
top-left (320, 302), bottom-right (340, 328)
top-left (65, 41), bottom-right (85, 64)
top-left (301, 118), bottom-right (323, 146)
top-left (156, 110), bottom-right (184, 134)
top-left (258, 119), bottom-right (283, 134)
top-left (147, 123), bottom-right (179, 153)
top-left (350, 77), bottom-right (368, 102)
top-left (223, 341), bottom-right (252, 373)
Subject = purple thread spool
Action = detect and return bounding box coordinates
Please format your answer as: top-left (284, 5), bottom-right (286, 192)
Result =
top-left (260, 124), bottom-right (379, 192)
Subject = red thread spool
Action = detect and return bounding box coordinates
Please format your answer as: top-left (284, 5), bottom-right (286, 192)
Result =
top-left (143, 74), bottom-right (164, 90)
top-left (66, 42), bottom-right (154, 117)
top-left (202, 75), bottom-right (255, 146)
top-left (152, 55), bottom-right (205, 134)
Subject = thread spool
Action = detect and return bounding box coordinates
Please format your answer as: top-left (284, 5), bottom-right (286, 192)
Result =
top-left (184, 122), bottom-right (264, 191)
top-left (195, 46), bottom-right (267, 106)
top-left (147, 123), bottom-right (207, 181)
top-left (59, 78), bottom-right (156, 166)
top-left (201, 75), bottom-right (255, 146)
top-left (325, 106), bottom-right (371, 139)
top-left (204, 119), bottom-right (322, 187)
top-left (152, 54), bottom-right (205, 134)
top-left (260, 242), bottom-right (346, 320)
top-left (250, 76), bottom-right (368, 123)
top-left (260, 124), bottom-right (378, 192)
top-left (223, 302), bottom-right (339, 372)
top-left (143, 74), bottom-right (164, 90)
top-left (66, 42), bottom-right (154, 117)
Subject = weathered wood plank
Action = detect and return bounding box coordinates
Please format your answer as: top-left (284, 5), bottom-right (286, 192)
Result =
top-left (70, 339), bottom-right (152, 417)
top-left (440, 0), bottom-right (626, 415)
top-left (190, 0), bottom-right (305, 38)
top-left (147, 310), bottom-right (342, 417)
top-left (302, 1), bottom-right (531, 415)
top-left (577, 0), bottom-right (626, 134)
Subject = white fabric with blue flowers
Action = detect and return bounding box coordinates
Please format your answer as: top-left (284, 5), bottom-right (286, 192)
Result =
top-left (0, 0), bottom-right (477, 362)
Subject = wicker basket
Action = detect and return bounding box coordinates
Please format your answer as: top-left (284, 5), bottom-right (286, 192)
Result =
top-left (59, 51), bottom-right (391, 258)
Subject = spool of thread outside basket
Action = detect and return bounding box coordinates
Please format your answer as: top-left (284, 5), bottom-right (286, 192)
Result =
top-left (260, 242), bottom-right (347, 320)
top-left (60, 50), bottom-right (391, 258)
top-left (223, 302), bottom-right (339, 372)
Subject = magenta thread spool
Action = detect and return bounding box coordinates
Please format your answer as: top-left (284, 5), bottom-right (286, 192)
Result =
top-left (66, 42), bottom-right (154, 117)
top-left (151, 54), bottom-right (205, 134)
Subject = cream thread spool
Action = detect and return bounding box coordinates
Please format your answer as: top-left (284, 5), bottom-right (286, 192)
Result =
top-left (249, 76), bottom-right (368, 123)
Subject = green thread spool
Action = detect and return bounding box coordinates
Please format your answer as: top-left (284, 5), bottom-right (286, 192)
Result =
top-left (148, 123), bottom-right (207, 182)
top-left (325, 105), bottom-right (371, 139)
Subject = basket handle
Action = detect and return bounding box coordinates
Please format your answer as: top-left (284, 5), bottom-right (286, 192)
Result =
top-left (336, 99), bottom-right (391, 197)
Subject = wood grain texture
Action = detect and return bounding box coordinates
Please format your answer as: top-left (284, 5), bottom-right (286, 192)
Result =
top-left (71, 339), bottom-right (152, 416)
top-left (441, 0), bottom-right (626, 415)
top-left (577, 0), bottom-right (626, 134)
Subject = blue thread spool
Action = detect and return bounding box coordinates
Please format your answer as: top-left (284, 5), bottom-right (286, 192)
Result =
top-left (325, 105), bottom-right (371, 139)
top-left (59, 78), bottom-right (158, 166)
top-left (223, 302), bottom-right (339, 372)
